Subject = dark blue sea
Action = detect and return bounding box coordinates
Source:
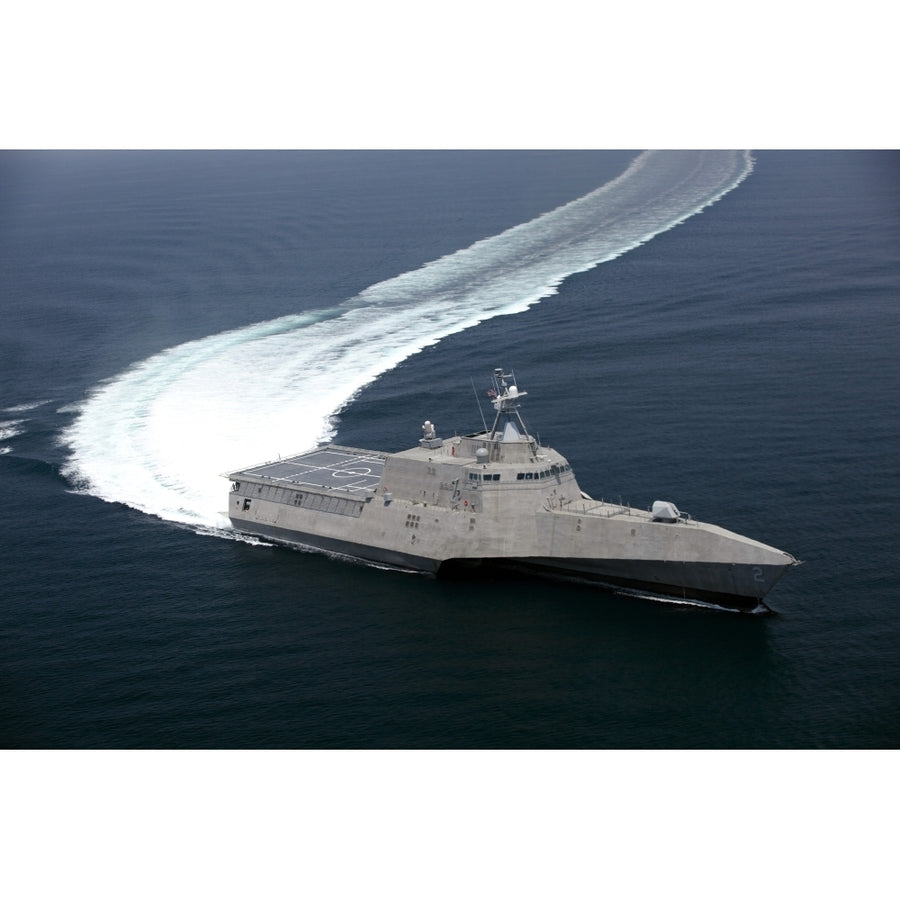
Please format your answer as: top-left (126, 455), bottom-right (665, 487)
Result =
top-left (1, 150), bottom-right (898, 752)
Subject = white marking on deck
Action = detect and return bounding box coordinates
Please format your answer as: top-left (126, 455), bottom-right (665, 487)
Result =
top-left (236, 448), bottom-right (384, 494)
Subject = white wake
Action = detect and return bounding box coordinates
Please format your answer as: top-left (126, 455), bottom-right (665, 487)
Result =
top-left (61, 150), bottom-right (753, 528)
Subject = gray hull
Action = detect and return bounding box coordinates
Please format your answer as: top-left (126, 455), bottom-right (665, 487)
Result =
top-left (439, 557), bottom-right (787, 611)
top-left (228, 512), bottom-right (792, 612)
top-left (228, 516), bottom-right (442, 574)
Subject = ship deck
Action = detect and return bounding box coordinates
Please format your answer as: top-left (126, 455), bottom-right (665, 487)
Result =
top-left (230, 445), bottom-right (385, 495)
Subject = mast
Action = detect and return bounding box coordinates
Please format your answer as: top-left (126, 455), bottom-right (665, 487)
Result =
top-left (487, 368), bottom-right (531, 442)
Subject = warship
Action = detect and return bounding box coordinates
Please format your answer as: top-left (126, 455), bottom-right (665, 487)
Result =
top-left (227, 368), bottom-right (798, 611)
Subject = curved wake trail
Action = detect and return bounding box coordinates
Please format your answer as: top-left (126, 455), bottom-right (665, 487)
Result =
top-left (61, 150), bottom-right (753, 529)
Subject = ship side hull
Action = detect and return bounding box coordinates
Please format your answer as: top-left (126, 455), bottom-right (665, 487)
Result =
top-left (231, 514), bottom-right (788, 611)
top-left (228, 516), bottom-right (442, 574)
top-left (438, 556), bottom-right (788, 611)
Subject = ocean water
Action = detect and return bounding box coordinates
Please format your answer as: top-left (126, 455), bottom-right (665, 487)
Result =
top-left (1, 149), bottom-right (898, 749)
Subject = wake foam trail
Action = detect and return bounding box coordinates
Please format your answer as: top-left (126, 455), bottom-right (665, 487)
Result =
top-left (0, 420), bottom-right (26, 442)
top-left (61, 150), bottom-right (753, 529)
top-left (3, 400), bottom-right (52, 413)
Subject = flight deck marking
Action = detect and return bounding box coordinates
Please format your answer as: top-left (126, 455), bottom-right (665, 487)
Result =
top-left (331, 468), bottom-right (373, 479)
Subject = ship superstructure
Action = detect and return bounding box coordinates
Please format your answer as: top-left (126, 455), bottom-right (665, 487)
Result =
top-left (227, 368), bottom-right (797, 611)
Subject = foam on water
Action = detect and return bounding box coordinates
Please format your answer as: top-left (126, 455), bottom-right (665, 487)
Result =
top-left (3, 400), bottom-right (52, 413)
top-left (60, 150), bottom-right (753, 529)
top-left (1, 419), bottom-right (26, 454)
top-left (0, 420), bottom-right (25, 442)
